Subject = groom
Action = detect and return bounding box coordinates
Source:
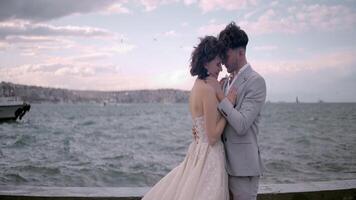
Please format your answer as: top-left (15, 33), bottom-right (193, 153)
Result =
top-left (208, 22), bottom-right (266, 200)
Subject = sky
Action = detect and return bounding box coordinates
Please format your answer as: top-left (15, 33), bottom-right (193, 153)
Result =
top-left (0, 0), bottom-right (356, 102)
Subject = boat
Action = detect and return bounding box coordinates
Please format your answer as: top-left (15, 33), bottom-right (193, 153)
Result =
top-left (0, 97), bottom-right (31, 121)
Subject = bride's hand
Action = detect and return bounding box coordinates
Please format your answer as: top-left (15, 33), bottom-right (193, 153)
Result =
top-left (219, 77), bottom-right (227, 88)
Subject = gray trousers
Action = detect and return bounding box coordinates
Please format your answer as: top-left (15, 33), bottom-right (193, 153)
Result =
top-left (229, 176), bottom-right (259, 200)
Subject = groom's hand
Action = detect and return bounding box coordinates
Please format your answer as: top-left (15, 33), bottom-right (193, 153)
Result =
top-left (192, 126), bottom-right (199, 143)
top-left (227, 85), bottom-right (238, 106)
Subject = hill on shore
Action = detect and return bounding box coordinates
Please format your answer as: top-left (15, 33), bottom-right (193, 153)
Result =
top-left (0, 82), bottom-right (189, 103)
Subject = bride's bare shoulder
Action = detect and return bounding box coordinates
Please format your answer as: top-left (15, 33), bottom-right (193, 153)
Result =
top-left (195, 81), bottom-right (214, 98)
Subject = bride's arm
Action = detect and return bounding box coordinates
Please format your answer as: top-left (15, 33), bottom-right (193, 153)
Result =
top-left (203, 87), bottom-right (226, 145)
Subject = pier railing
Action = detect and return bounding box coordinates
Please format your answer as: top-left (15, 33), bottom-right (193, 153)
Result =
top-left (0, 179), bottom-right (355, 200)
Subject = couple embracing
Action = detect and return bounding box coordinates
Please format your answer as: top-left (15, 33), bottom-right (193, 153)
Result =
top-left (142, 22), bottom-right (267, 200)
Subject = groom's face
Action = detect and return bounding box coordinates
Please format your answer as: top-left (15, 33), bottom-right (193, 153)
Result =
top-left (224, 48), bottom-right (238, 73)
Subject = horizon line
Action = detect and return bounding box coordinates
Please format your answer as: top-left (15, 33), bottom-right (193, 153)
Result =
top-left (2, 81), bottom-right (356, 103)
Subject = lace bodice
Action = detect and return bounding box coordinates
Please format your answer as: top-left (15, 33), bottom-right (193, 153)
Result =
top-left (193, 116), bottom-right (209, 143)
top-left (143, 115), bottom-right (229, 200)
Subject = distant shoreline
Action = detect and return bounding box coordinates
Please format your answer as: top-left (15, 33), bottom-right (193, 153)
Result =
top-left (0, 81), bottom-right (189, 104)
top-left (1, 82), bottom-right (355, 104)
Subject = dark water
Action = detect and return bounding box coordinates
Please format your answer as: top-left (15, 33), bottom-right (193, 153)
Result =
top-left (0, 103), bottom-right (355, 187)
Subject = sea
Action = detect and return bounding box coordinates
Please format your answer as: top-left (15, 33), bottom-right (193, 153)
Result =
top-left (0, 103), bottom-right (355, 187)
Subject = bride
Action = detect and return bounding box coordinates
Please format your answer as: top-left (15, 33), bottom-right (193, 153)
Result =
top-left (142, 36), bottom-right (236, 200)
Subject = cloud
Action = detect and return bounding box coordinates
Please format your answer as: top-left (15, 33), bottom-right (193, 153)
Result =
top-left (253, 45), bottom-right (278, 51)
top-left (181, 22), bottom-right (189, 27)
top-left (105, 3), bottom-right (131, 14)
top-left (0, 20), bottom-right (132, 56)
top-left (0, 41), bottom-right (8, 50)
top-left (152, 68), bottom-right (195, 90)
top-left (71, 53), bottom-right (113, 62)
top-left (4, 35), bottom-right (63, 44)
top-left (0, 20), bottom-right (114, 39)
top-left (0, 0), bottom-right (258, 18)
top-left (237, 9), bottom-right (302, 35)
top-left (54, 66), bottom-right (96, 77)
top-left (252, 50), bottom-right (356, 75)
top-left (197, 0), bottom-right (258, 12)
top-left (240, 4), bottom-right (356, 35)
top-left (24, 64), bottom-right (70, 73)
top-left (250, 49), bottom-right (356, 102)
top-left (1, 62), bottom-right (121, 79)
top-left (0, 0), bottom-right (126, 22)
top-left (0, 2), bottom-right (134, 56)
top-left (181, 45), bottom-right (193, 52)
top-left (2, 49), bottom-right (356, 101)
top-left (0, 62), bottom-right (172, 91)
top-left (269, 1), bottom-right (278, 7)
top-left (183, 0), bottom-right (197, 5)
top-left (163, 30), bottom-right (179, 37)
top-left (139, 0), bottom-right (179, 11)
top-left (110, 43), bottom-right (136, 54)
top-left (291, 4), bottom-right (356, 31)
top-left (197, 3), bottom-right (356, 36)
top-left (1, 35), bottom-right (75, 56)
top-left (3, 35), bottom-right (75, 50)
top-left (197, 23), bottom-right (225, 35)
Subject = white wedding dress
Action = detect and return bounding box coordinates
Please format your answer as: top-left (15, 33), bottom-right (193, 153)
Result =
top-left (142, 116), bottom-right (229, 200)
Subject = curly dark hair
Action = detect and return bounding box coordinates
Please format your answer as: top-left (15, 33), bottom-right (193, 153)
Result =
top-left (218, 22), bottom-right (248, 59)
top-left (190, 36), bottom-right (221, 79)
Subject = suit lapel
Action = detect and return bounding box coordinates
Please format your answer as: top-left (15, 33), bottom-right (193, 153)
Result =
top-left (224, 65), bottom-right (253, 96)
top-left (233, 65), bottom-right (252, 88)
top-left (232, 65), bottom-right (253, 106)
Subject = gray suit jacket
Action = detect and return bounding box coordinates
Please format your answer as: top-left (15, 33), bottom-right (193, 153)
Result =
top-left (218, 65), bottom-right (266, 177)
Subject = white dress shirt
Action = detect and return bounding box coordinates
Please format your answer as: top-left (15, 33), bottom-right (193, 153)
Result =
top-left (225, 63), bottom-right (249, 95)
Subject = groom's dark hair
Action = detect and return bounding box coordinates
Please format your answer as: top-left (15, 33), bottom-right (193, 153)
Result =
top-left (218, 22), bottom-right (248, 58)
top-left (190, 36), bottom-right (222, 79)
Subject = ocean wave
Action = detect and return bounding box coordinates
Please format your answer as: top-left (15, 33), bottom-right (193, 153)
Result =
top-left (1, 103), bottom-right (355, 186)
top-left (79, 120), bottom-right (96, 126)
top-left (3, 173), bottom-right (28, 183)
top-left (17, 165), bottom-right (61, 175)
top-left (10, 135), bottom-right (36, 148)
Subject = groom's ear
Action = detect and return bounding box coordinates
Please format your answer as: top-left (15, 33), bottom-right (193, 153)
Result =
top-left (238, 48), bottom-right (246, 56)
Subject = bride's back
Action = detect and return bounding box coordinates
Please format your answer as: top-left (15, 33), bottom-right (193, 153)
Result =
top-left (189, 78), bottom-right (223, 145)
top-left (189, 79), bottom-right (214, 119)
